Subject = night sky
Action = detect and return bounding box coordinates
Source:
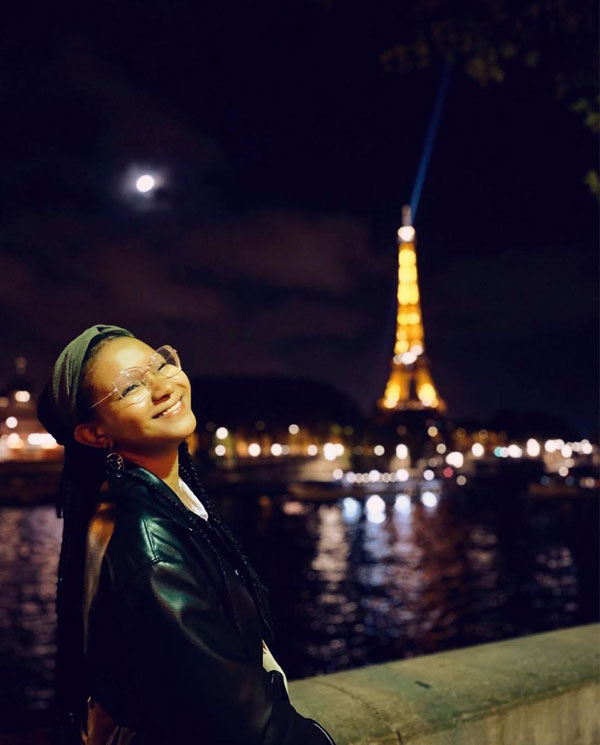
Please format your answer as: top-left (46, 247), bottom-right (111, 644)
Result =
top-left (2, 3), bottom-right (598, 434)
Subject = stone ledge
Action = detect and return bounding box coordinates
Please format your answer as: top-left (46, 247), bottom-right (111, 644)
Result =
top-left (288, 624), bottom-right (600, 745)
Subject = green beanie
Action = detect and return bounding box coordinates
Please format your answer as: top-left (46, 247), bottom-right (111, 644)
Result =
top-left (37, 324), bottom-right (134, 445)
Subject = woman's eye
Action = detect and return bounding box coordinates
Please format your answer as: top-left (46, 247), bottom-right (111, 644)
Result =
top-left (122, 383), bottom-right (141, 397)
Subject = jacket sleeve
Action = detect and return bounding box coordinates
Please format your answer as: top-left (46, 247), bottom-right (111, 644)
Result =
top-left (118, 548), bottom-right (335, 745)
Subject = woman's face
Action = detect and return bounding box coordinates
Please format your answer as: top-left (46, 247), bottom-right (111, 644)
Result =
top-left (78, 336), bottom-right (197, 456)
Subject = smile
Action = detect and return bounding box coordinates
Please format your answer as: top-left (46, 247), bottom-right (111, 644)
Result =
top-left (157, 398), bottom-right (184, 418)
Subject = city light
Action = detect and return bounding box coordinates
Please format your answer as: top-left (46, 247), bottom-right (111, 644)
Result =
top-left (5, 417), bottom-right (17, 429)
top-left (581, 440), bottom-right (593, 455)
top-left (396, 444), bottom-right (408, 459)
top-left (445, 451), bottom-right (464, 468)
top-left (27, 433), bottom-right (57, 448)
top-left (507, 444), bottom-right (522, 458)
top-left (15, 391), bottom-right (30, 403)
top-left (374, 444), bottom-right (385, 456)
top-left (342, 497), bottom-right (361, 523)
top-left (544, 440), bottom-right (557, 453)
top-left (394, 494), bottom-right (411, 515)
top-left (307, 444), bottom-right (318, 456)
top-left (456, 475), bottom-right (467, 486)
top-left (366, 494), bottom-right (386, 523)
top-left (7, 433), bottom-right (23, 449)
top-left (526, 439), bottom-right (541, 457)
top-left (288, 424), bottom-right (299, 435)
top-left (270, 443), bottom-right (282, 456)
top-left (471, 442), bottom-right (484, 457)
top-left (216, 427), bottom-right (229, 440)
top-left (423, 469), bottom-right (434, 481)
top-left (366, 494), bottom-right (385, 512)
top-left (436, 443), bottom-right (447, 454)
top-left (248, 443), bottom-right (261, 457)
top-left (368, 469), bottom-right (381, 482)
top-left (332, 468), bottom-right (343, 480)
top-left (215, 445), bottom-right (226, 457)
top-left (427, 426), bottom-right (438, 437)
top-left (558, 466), bottom-right (569, 477)
top-left (324, 443), bottom-right (338, 461)
top-left (421, 491), bottom-right (438, 508)
top-left (396, 468), bottom-right (409, 482)
top-left (561, 444), bottom-right (573, 458)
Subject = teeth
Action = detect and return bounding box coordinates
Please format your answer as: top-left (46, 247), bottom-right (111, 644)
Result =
top-left (159, 399), bottom-right (182, 417)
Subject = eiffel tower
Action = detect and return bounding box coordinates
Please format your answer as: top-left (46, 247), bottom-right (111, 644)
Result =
top-left (379, 206), bottom-right (446, 414)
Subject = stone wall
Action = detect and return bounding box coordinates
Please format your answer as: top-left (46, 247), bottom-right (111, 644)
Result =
top-left (289, 624), bottom-right (599, 745)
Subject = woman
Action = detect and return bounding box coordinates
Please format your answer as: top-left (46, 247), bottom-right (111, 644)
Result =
top-left (38, 324), bottom-right (336, 745)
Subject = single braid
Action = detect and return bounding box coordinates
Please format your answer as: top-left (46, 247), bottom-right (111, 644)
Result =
top-left (51, 333), bottom-right (129, 743)
top-left (178, 441), bottom-right (276, 643)
top-left (55, 444), bottom-right (107, 743)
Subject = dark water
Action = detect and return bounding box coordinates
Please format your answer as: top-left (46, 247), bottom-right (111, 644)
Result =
top-left (0, 488), bottom-right (598, 738)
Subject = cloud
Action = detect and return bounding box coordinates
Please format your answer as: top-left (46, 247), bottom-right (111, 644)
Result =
top-left (249, 296), bottom-right (368, 342)
top-left (184, 210), bottom-right (371, 294)
top-left (83, 240), bottom-right (224, 323)
top-left (424, 246), bottom-right (597, 341)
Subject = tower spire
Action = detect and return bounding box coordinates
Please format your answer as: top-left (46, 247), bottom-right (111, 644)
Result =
top-left (379, 206), bottom-right (445, 413)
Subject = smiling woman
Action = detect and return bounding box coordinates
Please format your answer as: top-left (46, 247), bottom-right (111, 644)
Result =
top-left (37, 324), bottom-right (336, 745)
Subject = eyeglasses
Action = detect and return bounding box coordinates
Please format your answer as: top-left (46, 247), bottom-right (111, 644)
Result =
top-left (90, 345), bottom-right (182, 409)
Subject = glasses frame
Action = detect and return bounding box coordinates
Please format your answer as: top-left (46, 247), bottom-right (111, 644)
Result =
top-left (89, 345), bottom-right (181, 410)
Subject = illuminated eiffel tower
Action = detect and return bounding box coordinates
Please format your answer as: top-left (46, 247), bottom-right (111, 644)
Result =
top-left (379, 206), bottom-right (446, 414)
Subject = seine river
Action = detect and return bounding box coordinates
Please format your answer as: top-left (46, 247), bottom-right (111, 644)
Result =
top-left (0, 486), bottom-right (598, 741)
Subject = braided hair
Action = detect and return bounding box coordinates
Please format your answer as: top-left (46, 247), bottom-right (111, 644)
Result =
top-left (49, 334), bottom-right (125, 743)
top-left (177, 439), bottom-right (275, 643)
top-left (49, 334), bottom-right (275, 743)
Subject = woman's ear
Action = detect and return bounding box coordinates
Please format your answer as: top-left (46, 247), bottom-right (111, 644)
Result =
top-left (74, 421), bottom-right (111, 449)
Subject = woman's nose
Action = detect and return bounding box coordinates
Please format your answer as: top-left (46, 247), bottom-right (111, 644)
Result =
top-left (148, 371), bottom-right (175, 400)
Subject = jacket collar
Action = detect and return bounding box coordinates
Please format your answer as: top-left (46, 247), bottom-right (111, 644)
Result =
top-left (106, 461), bottom-right (202, 533)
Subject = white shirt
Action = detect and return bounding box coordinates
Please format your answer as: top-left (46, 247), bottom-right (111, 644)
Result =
top-left (178, 477), bottom-right (209, 521)
top-left (177, 477), bottom-right (289, 693)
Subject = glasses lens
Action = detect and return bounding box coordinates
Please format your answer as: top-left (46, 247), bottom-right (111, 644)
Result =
top-left (116, 369), bottom-right (147, 402)
top-left (152, 346), bottom-right (181, 378)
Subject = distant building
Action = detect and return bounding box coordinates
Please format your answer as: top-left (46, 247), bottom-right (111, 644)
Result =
top-left (190, 375), bottom-right (363, 477)
top-left (0, 358), bottom-right (61, 461)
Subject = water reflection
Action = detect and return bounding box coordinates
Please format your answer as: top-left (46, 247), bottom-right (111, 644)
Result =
top-left (240, 490), bottom-right (598, 677)
top-left (0, 488), bottom-right (597, 735)
top-left (0, 507), bottom-right (62, 732)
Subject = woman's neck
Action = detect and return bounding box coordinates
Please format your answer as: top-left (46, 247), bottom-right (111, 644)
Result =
top-left (121, 449), bottom-right (180, 496)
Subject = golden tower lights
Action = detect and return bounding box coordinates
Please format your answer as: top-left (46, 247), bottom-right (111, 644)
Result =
top-left (379, 206), bottom-right (446, 413)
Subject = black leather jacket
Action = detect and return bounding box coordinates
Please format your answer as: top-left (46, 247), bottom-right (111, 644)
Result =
top-left (84, 464), bottom-right (335, 744)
